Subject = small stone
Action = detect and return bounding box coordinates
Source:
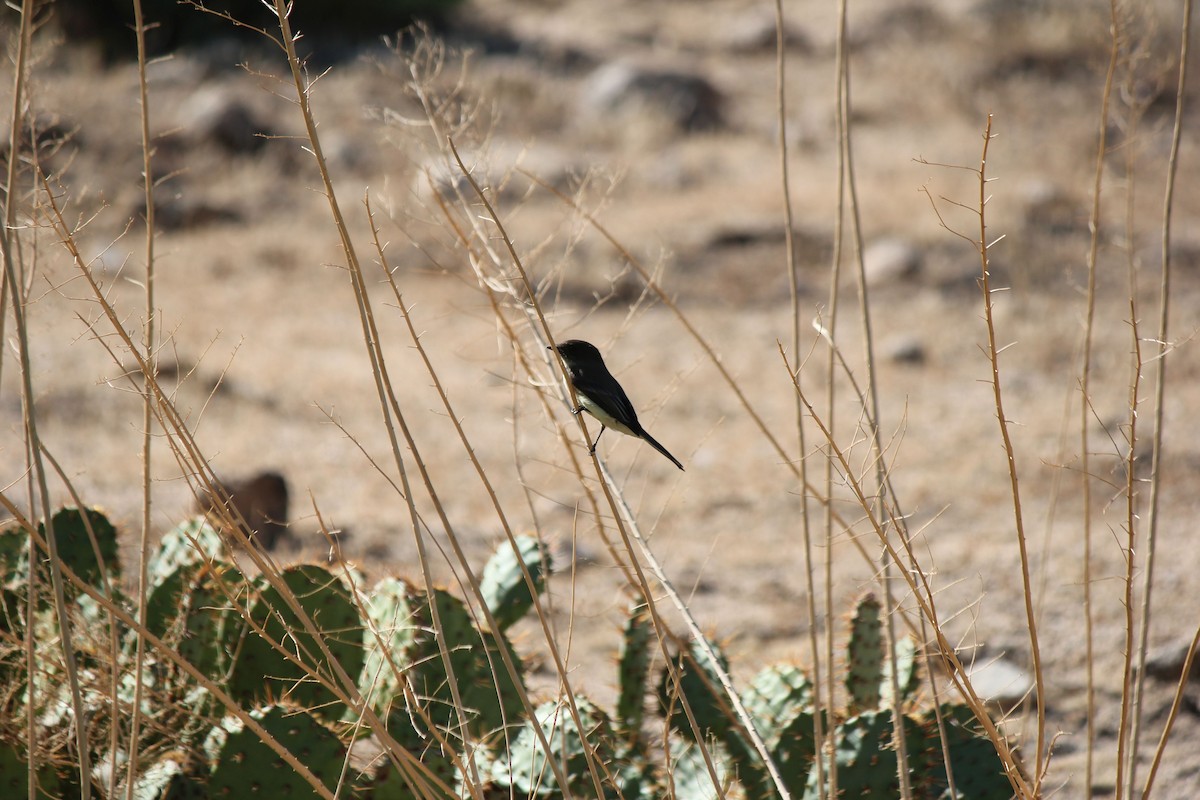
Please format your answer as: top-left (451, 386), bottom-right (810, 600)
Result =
top-left (721, 11), bottom-right (814, 54)
top-left (966, 655), bottom-right (1034, 706)
top-left (864, 237), bottom-right (922, 287)
top-left (580, 62), bottom-right (723, 132)
top-left (1140, 639), bottom-right (1200, 682)
top-left (179, 88), bottom-right (273, 155)
top-left (196, 471), bottom-right (290, 551)
top-left (885, 334), bottom-right (926, 365)
top-left (1020, 179), bottom-right (1081, 233)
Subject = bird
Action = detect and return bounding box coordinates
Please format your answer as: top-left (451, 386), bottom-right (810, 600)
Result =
top-left (552, 339), bottom-right (684, 471)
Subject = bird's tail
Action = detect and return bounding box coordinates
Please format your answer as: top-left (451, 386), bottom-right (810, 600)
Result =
top-left (640, 430), bottom-right (685, 471)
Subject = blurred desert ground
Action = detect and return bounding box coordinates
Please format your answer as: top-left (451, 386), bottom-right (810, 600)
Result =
top-left (4, 0), bottom-right (1200, 794)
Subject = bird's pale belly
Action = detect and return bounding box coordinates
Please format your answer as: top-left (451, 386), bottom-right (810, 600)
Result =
top-left (577, 393), bottom-right (637, 437)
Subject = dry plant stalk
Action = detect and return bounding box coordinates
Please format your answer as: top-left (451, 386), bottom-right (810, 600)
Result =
top-left (6, 0), bottom-right (1199, 797)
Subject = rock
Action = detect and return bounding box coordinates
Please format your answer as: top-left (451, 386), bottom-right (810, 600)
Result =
top-left (196, 471), bottom-right (290, 551)
top-left (1140, 639), bottom-right (1200, 682)
top-left (179, 88), bottom-right (273, 155)
top-left (413, 140), bottom-right (580, 205)
top-left (966, 654), bottom-right (1034, 706)
top-left (863, 237), bottom-right (922, 287)
top-left (1020, 179), bottom-right (1081, 234)
top-left (138, 195), bottom-right (243, 231)
top-left (721, 10), bottom-right (814, 54)
top-left (579, 62), bottom-right (724, 133)
top-left (885, 334), bottom-right (926, 365)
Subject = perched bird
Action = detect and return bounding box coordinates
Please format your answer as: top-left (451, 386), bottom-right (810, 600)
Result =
top-left (552, 339), bottom-right (684, 471)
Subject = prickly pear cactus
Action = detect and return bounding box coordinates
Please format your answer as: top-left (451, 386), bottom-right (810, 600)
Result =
top-left (0, 522), bottom-right (28, 586)
top-left (918, 704), bottom-right (1013, 800)
top-left (615, 602), bottom-right (653, 739)
top-left (743, 664), bottom-right (821, 797)
top-left (490, 698), bottom-right (620, 798)
top-left (658, 636), bottom-right (773, 799)
top-left (0, 738), bottom-right (67, 799)
top-left (128, 755), bottom-right (208, 800)
top-left (176, 562), bottom-right (249, 685)
top-left (228, 564), bottom-right (365, 722)
top-left (368, 750), bottom-right (459, 800)
top-left (479, 533), bottom-right (550, 632)
top-left (659, 635), bottom-right (734, 744)
top-left (882, 634), bottom-right (920, 708)
top-left (845, 593), bottom-right (885, 714)
top-left (147, 518), bottom-right (226, 587)
top-left (665, 738), bottom-right (730, 800)
top-left (802, 709), bottom-right (932, 800)
top-left (204, 704), bottom-right (346, 798)
top-left (40, 507), bottom-right (120, 590)
top-left (0, 584), bottom-right (23, 637)
top-left (744, 663), bottom-right (813, 747)
top-left (361, 577), bottom-right (525, 743)
top-left (0, 589), bottom-right (21, 684)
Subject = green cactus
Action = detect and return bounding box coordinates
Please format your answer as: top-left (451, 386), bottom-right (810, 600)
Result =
top-left (0, 587), bottom-right (22, 683)
top-left (659, 635), bottom-right (734, 744)
top-left (743, 664), bottom-right (821, 797)
top-left (368, 748), bottom-right (458, 800)
top-left (918, 704), bottom-right (1013, 800)
top-left (147, 518), bottom-right (226, 586)
top-left (361, 578), bottom-right (525, 745)
top-left (479, 533), bottom-right (550, 632)
top-left (228, 564), bottom-right (365, 722)
top-left (0, 738), bottom-right (66, 799)
top-left (491, 697), bottom-right (621, 798)
top-left (882, 634), bottom-right (921, 708)
top-left (801, 709), bottom-right (933, 800)
top-left (0, 522), bottom-right (28, 586)
top-left (129, 755), bottom-right (208, 800)
top-left (744, 664), bottom-right (813, 747)
top-left (143, 519), bottom-right (229, 644)
top-left (615, 602), bottom-right (653, 739)
top-left (204, 704), bottom-right (347, 797)
top-left (0, 584), bottom-right (23, 638)
top-left (659, 636), bottom-right (774, 798)
top-left (845, 593), bottom-right (885, 714)
top-left (666, 737), bottom-right (731, 800)
top-left (844, 593), bottom-right (922, 715)
top-left (40, 507), bottom-right (121, 590)
top-left (177, 562), bottom-right (249, 685)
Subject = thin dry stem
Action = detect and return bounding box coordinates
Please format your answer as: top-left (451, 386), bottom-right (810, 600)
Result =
top-left (1127, 0), bottom-right (1191, 791)
top-left (126, 1), bottom-right (159, 795)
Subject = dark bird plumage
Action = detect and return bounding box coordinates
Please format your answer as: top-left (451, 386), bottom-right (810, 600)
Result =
top-left (553, 339), bottom-right (684, 471)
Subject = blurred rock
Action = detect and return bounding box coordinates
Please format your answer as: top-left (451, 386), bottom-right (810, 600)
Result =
top-left (413, 140), bottom-right (580, 205)
top-left (885, 334), bottom-right (926, 365)
top-left (1020, 179), bottom-right (1082, 234)
top-left (179, 89), bottom-right (273, 155)
top-left (135, 195), bottom-right (242, 231)
top-left (0, 113), bottom-right (77, 177)
top-left (580, 62), bottom-right (724, 133)
top-left (1139, 639), bottom-right (1200, 682)
top-left (967, 655), bottom-right (1034, 706)
top-left (720, 10), bottom-right (814, 54)
top-left (196, 470), bottom-right (290, 551)
top-left (853, 3), bottom-right (953, 47)
top-left (864, 237), bottom-right (922, 287)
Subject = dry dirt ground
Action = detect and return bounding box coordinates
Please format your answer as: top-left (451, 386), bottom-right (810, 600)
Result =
top-left (4, 0), bottom-right (1200, 796)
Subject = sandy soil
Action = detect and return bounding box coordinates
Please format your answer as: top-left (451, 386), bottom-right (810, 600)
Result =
top-left (3, 0), bottom-right (1200, 795)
